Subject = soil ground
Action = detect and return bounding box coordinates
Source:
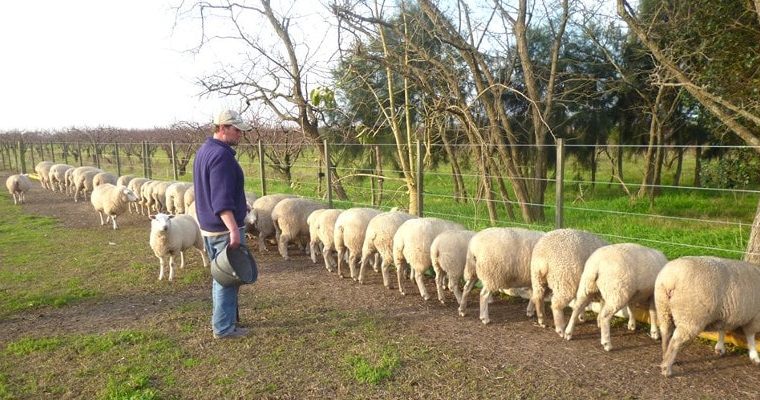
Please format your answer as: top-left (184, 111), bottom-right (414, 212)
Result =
top-left (2, 175), bottom-right (760, 399)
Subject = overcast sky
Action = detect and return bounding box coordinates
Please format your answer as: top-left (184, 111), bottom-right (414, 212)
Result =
top-left (0, 1), bottom-right (247, 131)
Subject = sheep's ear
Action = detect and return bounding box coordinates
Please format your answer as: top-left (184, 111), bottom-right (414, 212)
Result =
top-left (149, 214), bottom-right (156, 220)
top-left (168, 215), bottom-right (175, 219)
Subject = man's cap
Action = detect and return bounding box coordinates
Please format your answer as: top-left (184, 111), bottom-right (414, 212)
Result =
top-left (214, 110), bottom-right (252, 131)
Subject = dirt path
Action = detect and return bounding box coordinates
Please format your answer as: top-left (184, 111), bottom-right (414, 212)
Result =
top-left (4, 175), bottom-right (760, 399)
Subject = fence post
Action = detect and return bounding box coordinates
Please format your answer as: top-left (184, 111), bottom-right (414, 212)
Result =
top-left (63, 143), bottom-right (69, 165)
top-left (142, 141), bottom-right (148, 178)
top-left (416, 140), bottom-right (424, 217)
top-left (18, 141), bottom-right (27, 174)
top-left (324, 139), bottom-right (333, 208)
top-left (50, 141), bottom-right (55, 163)
top-left (258, 140), bottom-right (266, 196)
top-left (555, 138), bottom-right (565, 229)
top-left (114, 142), bottom-right (122, 177)
top-left (77, 142), bottom-right (83, 166)
top-left (29, 143), bottom-right (35, 168)
top-left (95, 144), bottom-right (101, 169)
top-left (170, 141), bottom-right (178, 181)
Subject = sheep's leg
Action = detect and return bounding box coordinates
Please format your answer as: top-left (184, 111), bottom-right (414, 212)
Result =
top-left (278, 233), bottom-right (291, 260)
top-left (551, 295), bottom-right (572, 337)
top-left (322, 249), bottom-right (335, 273)
top-left (414, 269), bottom-right (430, 301)
top-left (157, 256), bottom-right (166, 280)
top-left (111, 215), bottom-right (118, 230)
top-left (661, 326), bottom-right (698, 377)
top-left (309, 240), bottom-right (320, 264)
top-left (479, 289), bottom-right (493, 325)
top-left (380, 259), bottom-right (392, 289)
top-left (648, 300), bottom-right (660, 340)
top-left (258, 235), bottom-right (268, 253)
top-left (358, 253), bottom-right (370, 284)
top-left (348, 251), bottom-right (360, 281)
top-left (743, 328), bottom-right (760, 364)
top-left (198, 249), bottom-right (209, 267)
top-left (12, 193), bottom-right (18, 205)
top-left (449, 276), bottom-right (462, 306)
top-left (168, 255), bottom-right (175, 281)
top-left (433, 265), bottom-right (446, 304)
top-left (179, 251), bottom-right (186, 269)
top-left (565, 293), bottom-right (593, 340)
top-left (372, 253), bottom-right (380, 273)
top-left (458, 279), bottom-right (476, 317)
top-left (336, 247), bottom-right (347, 278)
top-left (97, 211), bottom-right (105, 226)
top-left (396, 262), bottom-right (407, 295)
top-left (626, 305), bottom-right (637, 331)
top-left (530, 283), bottom-right (547, 327)
top-left (598, 303), bottom-right (620, 352)
top-left (715, 330), bottom-right (726, 356)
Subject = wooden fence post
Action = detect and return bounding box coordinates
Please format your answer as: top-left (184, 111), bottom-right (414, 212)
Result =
top-left (324, 139), bottom-right (333, 208)
top-left (50, 141), bottom-right (56, 163)
top-left (416, 140), bottom-right (424, 217)
top-left (170, 141), bottom-right (178, 180)
top-left (555, 138), bottom-right (565, 229)
top-left (258, 140), bottom-right (266, 196)
top-left (115, 142), bottom-right (122, 177)
top-left (77, 142), bottom-right (83, 166)
top-left (18, 141), bottom-right (27, 174)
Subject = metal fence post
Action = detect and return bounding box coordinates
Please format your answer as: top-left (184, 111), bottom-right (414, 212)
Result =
top-left (170, 140), bottom-right (178, 180)
top-left (324, 139), bottom-right (333, 208)
top-left (115, 142), bottom-right (121, 177)
top-left (416, 140), bottom-right (424, 217)
top-left (258, 140), bottom-right (266, 196)
top-left (555, 138), bottom-right (565, 229)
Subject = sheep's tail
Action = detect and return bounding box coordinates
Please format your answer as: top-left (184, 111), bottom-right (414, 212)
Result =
top-left (577, 265), bottom-right (599, 298)
top-left (463, 248), bottom-right (477, 282)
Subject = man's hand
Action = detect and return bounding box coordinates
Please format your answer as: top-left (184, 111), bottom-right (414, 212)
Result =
top-left (219, 210), bottom-right (240, 249)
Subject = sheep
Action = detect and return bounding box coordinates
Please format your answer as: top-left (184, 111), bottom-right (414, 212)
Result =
top-left (271, 197), bottom-right (326, 259)
top-left (5, 174), bottom-right (33, 204)
top-left (655, 256), bottom-right (760, 377)
top-left (90, 183), bottom-right (139, 229)
top-left (150, 181), bottom-right (174, 213)
top-left (116, 174), bottom-right (135, 188)
top-left (34, 161), bottom-right (54, 189)
top-left (246, 194), bottom-right (296, 251)
top-left (92, 171), bottom-right (117, 188)
top-left (564, 243), bottom-right (668, 352)
top-left (165, 182), bottom-right (192, 214)
top-left (126, 177), bottom-right (150, 214)
top-left (392, 217), bottom-right (464, 300)
top-left (48, 164), bottom-right (74, 193)
top-left (430, 230), bottom-right (476, 305)
top-left (183, 185), bottom-right (195, 214)
top-left (312, 209), bottom-right (343, 272)
top-left (529, 229), bottom-right (609, 337)
top-left (359, 211), bottom-right (416, 288)
top-left (307, 209), bottom-right (327, 264)
top-left (64, 167), bottom-right (76, 196)
top-left (73, 168), bottom-right (103, 202)
top-left (149, 213), bottom-right (208, 281)
top-left (459, 227), bottom-right (544, 324)
top-left (333, 208), bottom-right (382, 280)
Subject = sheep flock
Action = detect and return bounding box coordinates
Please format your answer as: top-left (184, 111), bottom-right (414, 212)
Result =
top-left (7, 160), bottom-right (760, 378)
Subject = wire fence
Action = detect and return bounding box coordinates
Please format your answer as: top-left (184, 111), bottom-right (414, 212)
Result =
top-left (2, 138), bottom-right (759, 260)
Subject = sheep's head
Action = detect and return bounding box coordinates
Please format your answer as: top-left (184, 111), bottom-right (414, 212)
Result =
top-left (150, 213), bottom-right (174, 233)
top-left (122, 187), bottom-right (139, 203)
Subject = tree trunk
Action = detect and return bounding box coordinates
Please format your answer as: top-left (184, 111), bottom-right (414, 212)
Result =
top-left (745, 199), bottom-right (760, 264)
top-left (441, 129), bottom-right (468, 202)
top-left (374, 145), bottom-right (384, 206)
top-left (693, 146), bottom-right (702, 187)
top-left (673, 146), bottom-right (684, 186)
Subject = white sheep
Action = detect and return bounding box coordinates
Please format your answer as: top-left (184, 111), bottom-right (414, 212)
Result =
top-left (333, 208), bottom-right (382, 280)
top-left (313, 208), bottom-right (343, 272)
top-left (247, 194), bottom-right (296, 251)
top-left (307, 209), bottom-right (327, 264)
top-left (116, 174), bottom-right (135, 188)
top-left (655, 256), bottom-right (760, 377)
top-left (392, 217), bottom-right (464, 300)
top-left (5, 174), bottom-right (33, 204)
top-left (165, 182), bottom-right (192, 214)
top-left (529, 229), bottom-right (608, 336)
top-left (150, 181), bottom-right (174, 213)
top-left (149, 213), bottom-right (208, 281)
top-left (126, 177), bottom-right (150, 214)
top-left (34, 161), bottom-right (54, 190)
top-left (459, 227), bottom-right (544, 324)
top-left (90, 183), bottom-right (139, 229)
top-left (48, 164), bottom-right (74, 193)
top-left (92, 171), bottom-right (117, 188)
top-left (271, 197), bottom-right (326, 259)
top-left (564, 243), bottom-right (668, 352)
top-left (64, 167), bottom-right (76, 196)
top-left (183, 185), bottom-right (195, 214)
top-left (359, 211), bottom-right (416, 288)
top-left (72, 167), bottom-right (103, 202)
top-left (430, 230), bottom-right (476, 305)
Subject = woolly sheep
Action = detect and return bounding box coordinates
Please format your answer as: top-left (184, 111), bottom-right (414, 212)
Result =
top-left (150, 181), bottom-right (174, 213)
top-left (564, 243), bottom-right (668, 352)
top-left (392, 217), bottom-right (464, 300)
top-left (307, 209), bottom-right (327, 264)
top-left (333, 208), bottom-right (382, 280)
top-left (149, 213), bottom-right (208, 281)
top-left (116, 174), bottom-right (135, 188)
top-left (430, 230), bottom-right (476, 305)
top-left (655, 256), bottom-right (760, 377)
top-left (5, 174), bottom-right (32, 204)
top-left (360, 211), bottom-right (416, 288)
top-left (48, 164), bottom-right (74, 193)
top-left (529, 229), bottom-right (608, 337)
top-left (73, 168), bottom-right (103, 202)
top-left (165, 182), bottom-right (192, 214)
top-left (313, 209), bottom-right (343, 272)
top-left (459, 227), bottom-right (544, 324)
top-left (92, 171), bottom-right (117, 188)
top-left (246, 194), bottom-right (296, 251)
top-left (68, 166), bottom-right (97, 197)
top-left (183, 185), bottom-right (195, 214)
top-left (138, 180), bottom-right (158, 215)
top-left (34, 161), bottom-right (54, 189)
top-left (90, 183), bottom-right (139, 229)
top-left (126, 177), bottom-right (150, 214)
top-left (271, 197), bottom-right (326, 259)
top-left (64, 167), bottom-right (76, 196)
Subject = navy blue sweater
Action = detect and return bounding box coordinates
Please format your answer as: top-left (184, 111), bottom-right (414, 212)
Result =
top-left (192, 137), bottom-right (247, 233)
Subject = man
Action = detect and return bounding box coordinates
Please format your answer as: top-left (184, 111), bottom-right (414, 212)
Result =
top-left (193, 109), bottom-right (252, 339)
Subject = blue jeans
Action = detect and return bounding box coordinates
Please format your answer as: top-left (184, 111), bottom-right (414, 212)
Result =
top-left (203, 227), bottom-right (246, 336)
